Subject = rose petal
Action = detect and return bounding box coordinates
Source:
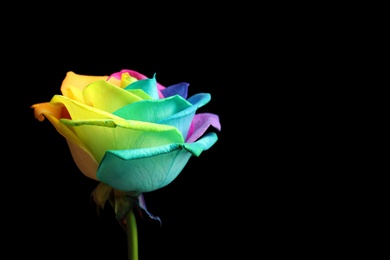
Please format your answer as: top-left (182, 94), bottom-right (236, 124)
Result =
top-left (108, 69), bottom-right (166, 98)
top-left (124, 75), bottom-right (159, 99)
top-left (61, 71), bottom-right (108, 97)
top-left (66, 139), bottom-right (99, 180)
top-left (137, 194), bottom-right (161, 224)
top-left (161, 82), bottom-right (189, 99)
top-left (50, 95), bottom-right (123, 121)
top-left (96, 132), bottom-right (218, 192)
top-left (113, 95), bottom-right (191, 122)
top-left (83, 80), bottom-right (148, 113)
top-left (60, 118), bottom-right (184, 163)
top-left (31, 102), bottom-right (93, 159)
top-left (186, 113), bottom-right (221, 143)
top-left (114, 95), bottom-right (194, 140)
top-left (106, 71), bottom-right (138, 88)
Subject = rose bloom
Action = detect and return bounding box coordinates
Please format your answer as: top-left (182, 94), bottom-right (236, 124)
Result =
top-left (32, 69), bottom-right (221, 195)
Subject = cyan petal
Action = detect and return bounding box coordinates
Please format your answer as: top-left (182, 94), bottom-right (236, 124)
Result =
top-left (161, 82), bottom-right (189, 99)
top-left (157, 93), bottom-right (212, 139)
top-left (187, 93), bottom-right (211, 107)
top-left (98, 144), bottom-right (191, 192)
top-left (182, 132), bottom-right (218, 156)
top-left (125, 74), bottom-right (159, 99)
top-left (113, 94), bottom-right (212, 140)
top-left (113, 95), bottom-right (191, 122)
top-left (96, 132), bottom-right (218, 192)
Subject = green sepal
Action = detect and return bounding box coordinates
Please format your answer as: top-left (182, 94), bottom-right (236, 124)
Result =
top-left (91, 182), bottom-right (141, 224)
top-left (112, 189), bottom-right (141, 221)
top-left (91, 182), bottom-right (113, 209)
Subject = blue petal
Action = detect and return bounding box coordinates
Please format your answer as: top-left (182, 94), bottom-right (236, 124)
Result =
top-left (161, 82), bottom-right (189, 99)
top-left (187, 93), bottom-right (211, 106)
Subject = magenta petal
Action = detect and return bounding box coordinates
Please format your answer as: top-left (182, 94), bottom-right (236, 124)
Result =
top-left (109, 69), bottom-right (165, 89)
top-left (108, 69), bottom-right (166, 98)
top-left (186, 113), bottom-right (221, 143)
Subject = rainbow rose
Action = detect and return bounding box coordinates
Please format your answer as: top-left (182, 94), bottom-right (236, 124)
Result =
top-left (32, 69), bottom-right (221, 201)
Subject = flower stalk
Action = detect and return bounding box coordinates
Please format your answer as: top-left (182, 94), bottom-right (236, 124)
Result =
top-left (126, 207), bottom-right (138, 260)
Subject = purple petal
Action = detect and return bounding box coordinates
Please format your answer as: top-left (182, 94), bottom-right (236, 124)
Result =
top-left (186, 113), bottom-right (221, 143)
top-left (137, 194), bottom-right (162, 225)
top-left (161, 82), bottom-right (189, 99)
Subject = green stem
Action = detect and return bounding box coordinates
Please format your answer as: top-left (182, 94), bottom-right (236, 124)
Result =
top-left (126, 208), bottom-right (138, 260)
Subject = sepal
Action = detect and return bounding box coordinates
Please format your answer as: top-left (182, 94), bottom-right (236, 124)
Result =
top-left (91, 182), bottom-right (161, 226)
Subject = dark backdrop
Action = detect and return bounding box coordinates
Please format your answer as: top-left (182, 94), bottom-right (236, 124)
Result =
top-left (3, 15), bottom-right (329, 259)
top-left (1, 3), bottom-right (305, 255)
top-left (9, 43), bottom-right (247, 259)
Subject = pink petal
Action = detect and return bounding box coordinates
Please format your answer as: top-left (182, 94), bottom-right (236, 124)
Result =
top-left (108, 69), bottom-right (166, 98)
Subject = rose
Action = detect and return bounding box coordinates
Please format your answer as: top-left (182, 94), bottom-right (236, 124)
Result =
top-left (32, 69), bottom-right (221, 196)
top-left (32, 69), bottom-right (221, 260)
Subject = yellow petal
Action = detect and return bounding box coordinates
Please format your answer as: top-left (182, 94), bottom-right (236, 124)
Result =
top-left (32, 102), bottom-right (96, 163)
top-left (32, 102), bottom-right (62, 122)
top-left (66, 139), bottom-right (99, 180)
top-left (50, 95), bottom-right (123, 121)
top-left (60, 71), bottom-right (108, 98)
top-left (83, 80), bottom-right (144, 113)
top-left (61, 85), bottom-right (84, 104)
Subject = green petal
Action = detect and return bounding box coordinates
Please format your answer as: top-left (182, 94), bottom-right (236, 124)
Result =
top-left (182, 132), bottom-right (218, 156)
top-left (96, 132), bottom-right (219, 192)
top-left (113, 94), bottom-right (192, 121)
top-left (60, 118), bottom-right (184, 163)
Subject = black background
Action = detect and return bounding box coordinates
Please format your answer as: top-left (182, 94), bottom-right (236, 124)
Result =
top-left (4, 5), bottom-right (367, 258)
top-left (24, 62), bottom-right (228, 259)
top-left (7, 30), bottom-right (256, 259)
top-left (3, 8), bottom-right (323, 259)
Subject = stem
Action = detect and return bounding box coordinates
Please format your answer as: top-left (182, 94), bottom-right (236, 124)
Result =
top-left (126, 208), bottom-right (138, 260)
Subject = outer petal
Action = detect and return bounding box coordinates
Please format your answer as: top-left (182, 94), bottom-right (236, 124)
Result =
top-left (66, 139), bottom-right (99, 180)
top-left (50, 95), bottom-right (124, 121)
top-left (96, 132), bottom-right (218, 192)
top-left (31, 102), bottom-right (94, 161)
top-left (186, 113), bottom-right (221, 143)
top-left (60, 118), bottom-right (184, 163)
